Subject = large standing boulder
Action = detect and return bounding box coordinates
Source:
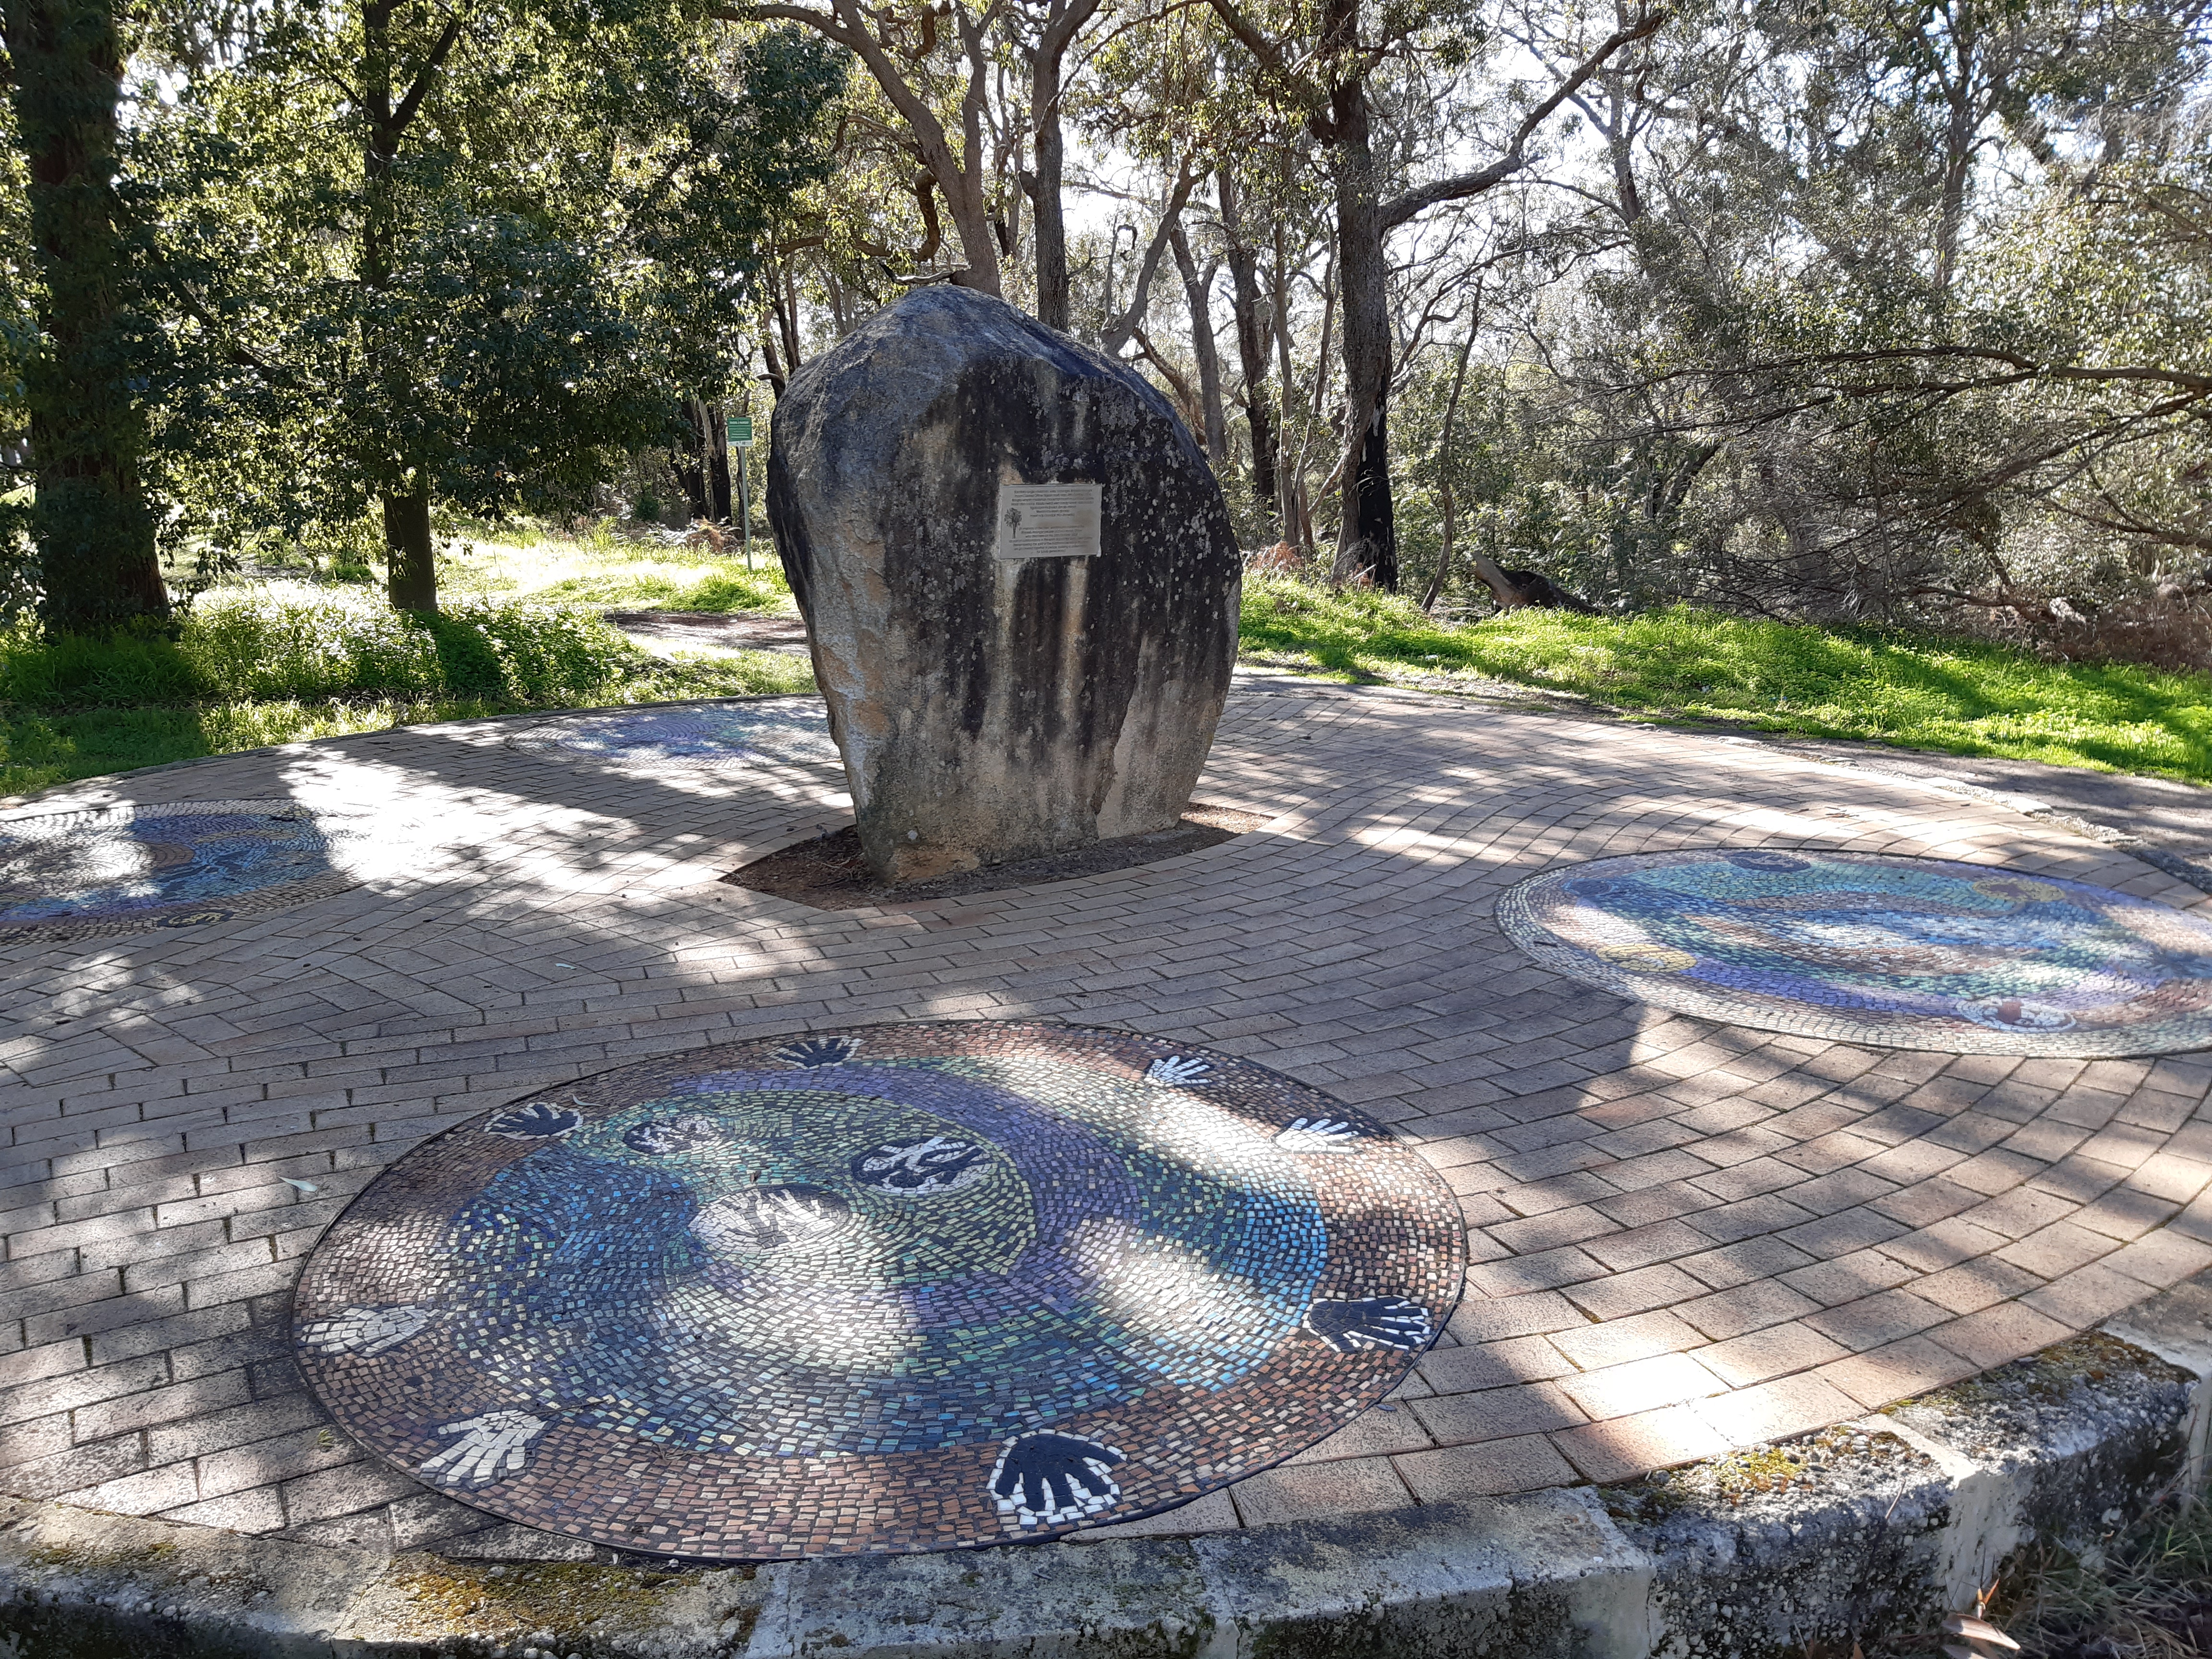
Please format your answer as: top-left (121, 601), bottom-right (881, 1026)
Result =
top-left (767, 286), bottom-right (1242, 884)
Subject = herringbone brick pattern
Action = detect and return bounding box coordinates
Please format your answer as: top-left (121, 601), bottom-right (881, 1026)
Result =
top-left (2, 676), bottom-right (2205, 1555)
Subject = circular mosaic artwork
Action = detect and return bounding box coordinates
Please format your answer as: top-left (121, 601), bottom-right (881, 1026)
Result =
top-left (0, 800), bottom-right (355, 942)
top-left (295, 1021), bottom-right (1463, 1559)
top-left (505, 699), bottom-right (838, 773)
top-left (1499, 848), bottom-right (2212, 1056)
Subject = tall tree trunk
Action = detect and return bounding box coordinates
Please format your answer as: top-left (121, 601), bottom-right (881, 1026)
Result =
top-left (1027, 32), bottom-right (1071, 328)
top-left (5, 0), bottom-right (167, 636)
top-left (1328, 73), bottom-right (1397, 590)
top-left (675, 411), bottom-right (709, 523)
top-left (705, 401), bottom-right (733, 521)
top-left (779, 258), bottom-right (805, 371)
top-left (382, 488), bottom-right (436, 613)
top-left (1217, 169), bottom-right (1277, 532)
top-left (1167, 219), bottom-right (1226, 463)
top-left (1098, 165), bottom-right (1199, 357)
top-left (760, 317), bottom-right (789, 397)
top-left (1419, 328), bottom-right (1476, 612)
top-left (361, 0), bottom-right (457, 613)
top-left (1270, 220), bottom-right (1306, 549)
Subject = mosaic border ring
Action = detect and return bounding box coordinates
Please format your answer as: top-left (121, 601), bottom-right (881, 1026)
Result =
top-left (503, 698), bottom-right (839, 774)
top-left (0, 800), bottom-right (360, 942)
top-left (1499, 847), bottom-right (2212, 1057)
top-left (293, 1020), bottom-right (1465, 1559)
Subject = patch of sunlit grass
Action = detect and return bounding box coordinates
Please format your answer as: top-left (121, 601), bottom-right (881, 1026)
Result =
top-left (1239, 577), bottom-right (2212, 784)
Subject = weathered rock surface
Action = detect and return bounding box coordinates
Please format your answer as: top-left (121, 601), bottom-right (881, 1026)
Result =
top-left (767, 285), bottom-right (1241, 884)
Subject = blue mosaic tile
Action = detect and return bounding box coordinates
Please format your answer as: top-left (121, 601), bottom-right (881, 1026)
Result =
top-left (505, 700), bottom-right (837, 773)
top-left (1499, 848), bottom-right (2212, 1056)
top-left (0, 799), bottom-right (350, 940)
top-left (295, 1021), bottom-right (1464, 1558)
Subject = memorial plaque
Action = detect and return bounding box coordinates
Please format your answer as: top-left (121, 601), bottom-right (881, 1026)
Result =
top-left (994, 482), bottom-right (1101, 560)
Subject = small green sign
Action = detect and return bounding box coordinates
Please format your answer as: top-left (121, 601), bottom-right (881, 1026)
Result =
top-left (725, 415), bottom-right (754, 447)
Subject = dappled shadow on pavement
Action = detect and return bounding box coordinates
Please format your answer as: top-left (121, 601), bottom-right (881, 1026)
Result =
top-left (0, 676), bottom-right (2205, 1558)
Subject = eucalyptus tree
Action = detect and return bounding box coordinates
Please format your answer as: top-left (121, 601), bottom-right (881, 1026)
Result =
top-left (1527, 0), bottom-right (2212, 613)
top-left (146, 0), bottom-right (841, 612)
top-left (738, 0), bottom-right (1021, 296)
top-left (1203, 0), bottom-right (1665, 589)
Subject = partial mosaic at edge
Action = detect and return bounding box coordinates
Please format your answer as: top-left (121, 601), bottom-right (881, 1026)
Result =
top-left (1500, 848), bottom-right (2212, 1057)
top-left (0, 799), bottom-right (356, 940)
top-left (504, 700), bottom-right (838, 774)
top-left (294, 1021), bottom-right (1464, 1559)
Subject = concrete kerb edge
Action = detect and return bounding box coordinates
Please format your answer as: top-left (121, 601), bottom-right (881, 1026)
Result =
top-left (3, 1270), bottom-right (2205, 1659)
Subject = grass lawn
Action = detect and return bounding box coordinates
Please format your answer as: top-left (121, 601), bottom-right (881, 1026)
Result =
top-left (1242, 577), bottom-right (2212, 786)
top-left (0, 534), bottom-right (811, 800)
top-left (7, 541), bottom-right (2210, 800)
top-left (435, 525), bottom-right (795, 613)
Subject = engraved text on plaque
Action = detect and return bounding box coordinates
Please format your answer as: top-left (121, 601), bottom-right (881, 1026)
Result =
top-left (995, 483), bottom-right (1102, 561)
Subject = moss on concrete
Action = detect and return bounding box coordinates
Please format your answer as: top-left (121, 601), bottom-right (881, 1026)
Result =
top-left (372, 1555), bottom-right (757, 1650)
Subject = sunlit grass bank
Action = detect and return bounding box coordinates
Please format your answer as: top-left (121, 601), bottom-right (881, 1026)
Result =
top-left (10, 553), bottom-right (2207, 801)
top-left (0, 587), bottom-right (811, 799)
top-left (1240, 577), bottom-right (2212, 784)
top-left (271, 522), bottom-right (798, 614)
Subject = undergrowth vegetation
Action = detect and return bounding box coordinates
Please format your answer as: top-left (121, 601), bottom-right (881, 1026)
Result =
top-left (1240, 577), bottom-right (2212, 784)
top-left (1869, 1482), bottom-right (2212, 1659)
top-left (9, 556), bottom-right (2211, 801)
top-left (0, 589), bottom-right (812, 798)
top-left (1994, 1489), bottom-right (2212, 1659)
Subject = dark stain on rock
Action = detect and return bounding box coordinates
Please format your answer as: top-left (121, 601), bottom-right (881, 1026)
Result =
top-left (769, 286), bottom-right (1240, 884)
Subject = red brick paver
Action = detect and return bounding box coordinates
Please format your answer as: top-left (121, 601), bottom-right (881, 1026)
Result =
top-left (1, 675), bottom-right (2207, 1554)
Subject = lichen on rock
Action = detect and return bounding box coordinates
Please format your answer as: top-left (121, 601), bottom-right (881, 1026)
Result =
top-left (767, 286), bottom-right (1241, 884)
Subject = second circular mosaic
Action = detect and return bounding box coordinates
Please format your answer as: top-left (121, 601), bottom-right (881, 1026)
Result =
top-left (294, 1021), bottom-right (1463, 1558)
top-left (504, 699), bottom-right (837, 773)
top-left (1500, 848), bottom-right (2212, 1056)
top-left (0, 800), bottom-right (357, 941)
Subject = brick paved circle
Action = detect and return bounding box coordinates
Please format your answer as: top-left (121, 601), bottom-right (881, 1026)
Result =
top-left (1497, 848), bottom-right (2212, 1058)
top-left (0, 800), bottom-right (359, 943)
top-left (292, 1019), bottom-right (1461, 1558)
top-left (0, 678), bottom-right (2207, 1555)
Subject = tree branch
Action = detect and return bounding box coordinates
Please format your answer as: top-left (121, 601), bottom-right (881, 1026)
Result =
top-left (1377, 9), bottom-right (1666, 231)
top-left (1201, 0), bottom-right (1311, 103)
top-left (1100, 159), bottom-right (1200, 355)
top-left (390, 11), bottom-right (465, 137)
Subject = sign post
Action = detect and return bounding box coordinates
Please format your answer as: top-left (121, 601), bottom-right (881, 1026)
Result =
top-left (724, 414), bottom-right (755, 569)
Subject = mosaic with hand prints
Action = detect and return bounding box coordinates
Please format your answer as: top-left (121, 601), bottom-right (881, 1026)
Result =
top-left (0, 800), bottom-right (353, 941)
top-left (1500, 848), bottom-right (2212, 1057)
top-left (505, 699), bottom-right (837, 773)
top-left (294, 1021), bottom-right (1463, 1559)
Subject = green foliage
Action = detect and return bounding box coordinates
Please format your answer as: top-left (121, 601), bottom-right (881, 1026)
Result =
top-left (121, 3), bottom-right (845, 606)
top-left (0, 593), bottom-right (800, 709)
top-left (0, 589), bottom-right (815, 796)
top-left (1239, 576), bottom-right (2212, 781)
top-left (534, 565), bottom-right (791, 612)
